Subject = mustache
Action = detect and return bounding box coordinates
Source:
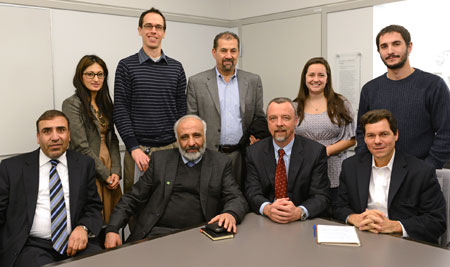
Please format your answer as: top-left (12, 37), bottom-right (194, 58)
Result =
top-left (386, 54), bottom-right (400, 60)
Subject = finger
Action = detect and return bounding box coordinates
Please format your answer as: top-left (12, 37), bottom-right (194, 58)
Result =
top-left (232, 223), bottom-right (237, 233)
top-left (208, 215), bottom-right (219, 224)
top-left (218, 216), bottom-right (225, 227)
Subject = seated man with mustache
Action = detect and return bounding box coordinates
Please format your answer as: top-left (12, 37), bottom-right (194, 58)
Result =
top-left (104, 115), bottom-right (248, 247)
top-left (245, 97), bottom-right (331, 223)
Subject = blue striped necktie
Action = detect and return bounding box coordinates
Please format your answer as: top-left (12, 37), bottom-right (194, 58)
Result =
top-left (49, 159), bottom-right (69, 254)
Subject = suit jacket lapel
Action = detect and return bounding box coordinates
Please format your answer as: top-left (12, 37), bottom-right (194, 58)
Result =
top-left (287, 137), bottom-right (304, 192)
top-left (263, 140), bottom-right (276, 188)
top-left (237, 70), bottom-right (248, 117)
top-left (67, 150), bottom-right (81, 222)
top-left (199, 150), bottom-right (213, 217)
top-left (388, 152), bottom-right (407, 209)
top-left (24, 149), bottom-right (40, 226)
top-left (206, 68), bottom-right (221, 115)
top-left (357, 154), bottom-right (372, 211)
top-left (163, 152), bottom-right (179, 208)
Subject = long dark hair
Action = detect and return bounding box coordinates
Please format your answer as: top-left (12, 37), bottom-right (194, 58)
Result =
top-left (294, 57), bottom-right (352, 127)
top-left (73, 55), bottom-right (113, 127)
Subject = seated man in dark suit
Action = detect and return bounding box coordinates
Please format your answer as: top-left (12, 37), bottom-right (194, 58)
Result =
top-left (245, 97), bottom-right (330, 223)
top-left (0, 110), bottom-right (103, 267)
top-left (104, 115), bottom-right (248, 248)
top-left (333, 109), bottom-right (446, 244)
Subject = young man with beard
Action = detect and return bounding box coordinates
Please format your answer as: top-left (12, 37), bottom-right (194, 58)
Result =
top-left (245, 97), bottom-right (330, 223)
top-left (356, 25), bottom-right (450, 169)
top-left (104, 115), bottom-right (248, 248)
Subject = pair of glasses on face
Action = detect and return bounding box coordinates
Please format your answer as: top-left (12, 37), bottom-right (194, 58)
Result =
top-left (142, 23), bottom-right (164, 31)
top-left (83, 72), bottom-right (105, 79)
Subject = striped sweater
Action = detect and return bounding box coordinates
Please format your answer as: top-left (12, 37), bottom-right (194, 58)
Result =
top-left (113, 49), bottom-right (186, 151)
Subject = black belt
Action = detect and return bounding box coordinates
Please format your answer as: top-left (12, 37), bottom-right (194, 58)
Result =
top-left (218, 144), bottom-right (240, 154)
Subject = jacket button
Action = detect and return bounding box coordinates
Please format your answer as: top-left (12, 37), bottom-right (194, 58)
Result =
top-left (218, 129), bottom-right (221, 132)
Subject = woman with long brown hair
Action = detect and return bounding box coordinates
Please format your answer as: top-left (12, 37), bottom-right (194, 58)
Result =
top-left (294, 57), bottom-right (356, 204)
top-left (62, 55), bottom-right (122, 224)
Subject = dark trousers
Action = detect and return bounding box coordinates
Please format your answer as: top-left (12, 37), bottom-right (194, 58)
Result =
top-left (14, 237), bottom-right (101, 267)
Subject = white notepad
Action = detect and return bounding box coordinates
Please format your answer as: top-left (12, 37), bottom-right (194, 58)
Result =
top-left (316, 225), bottom-right (361, 246)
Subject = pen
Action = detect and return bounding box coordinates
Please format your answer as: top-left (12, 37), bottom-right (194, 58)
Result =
top-left (313, 224), bottom-right (316, 238)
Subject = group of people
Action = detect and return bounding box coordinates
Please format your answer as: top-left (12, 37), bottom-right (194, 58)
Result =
top-left (1, 7), bottom-right (449, 267)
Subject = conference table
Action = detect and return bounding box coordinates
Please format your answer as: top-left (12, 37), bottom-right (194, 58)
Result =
top-left (53, 213), bottom-right (450, 267)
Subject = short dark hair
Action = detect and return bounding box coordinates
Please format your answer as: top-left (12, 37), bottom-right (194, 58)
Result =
top-left (360, 109), bottom-right (398, 136)
top-left (36, 110), bottom-right (70, 133)
top-left (376, 25), bottom-right (411, 51)
top-left (139, 7), bottom-right (166, 30)
top-left (266, 97), bottom-right (297, 118)
top-left (213, 31), bottom-right (240, 50)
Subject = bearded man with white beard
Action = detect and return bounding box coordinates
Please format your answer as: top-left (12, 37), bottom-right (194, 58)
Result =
top-left (104, 115), bottom-right (248, 248)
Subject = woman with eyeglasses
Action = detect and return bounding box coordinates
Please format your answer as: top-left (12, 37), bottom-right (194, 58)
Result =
top-left (62, 55), bottom-right (122, 224)
top-left (293, 57), bottom-right (356, 206)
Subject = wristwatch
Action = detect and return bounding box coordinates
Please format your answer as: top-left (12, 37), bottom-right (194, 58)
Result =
top-left (79, 225), bottom-right (89, 232)
top-left (300, 207), bottom-right (308, 221)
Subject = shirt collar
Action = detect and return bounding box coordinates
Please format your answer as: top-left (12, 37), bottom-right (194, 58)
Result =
top-left (180, 154), bottom-right (203, 166)
top-left (39, 149), bottom-right (68, 168)
top-left (138, 48), bottom-right (168, 64)
top-left (215, 67), bottom-right (237, 81)
top-left (372, 149), bottom-right (395, 170)
top-left (272, 136), bottom-right (295, 157)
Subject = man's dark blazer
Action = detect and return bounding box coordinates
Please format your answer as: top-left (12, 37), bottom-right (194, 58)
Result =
top-left (0, 149), bottom-right (103, 267)
top-left (245, 135), bottom-right (331, 218)
top-left (333, 150), bottom-right (446, 244)
top-left (106, 148), bottom-right (248, 242)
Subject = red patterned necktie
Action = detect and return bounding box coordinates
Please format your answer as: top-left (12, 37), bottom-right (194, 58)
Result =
top-left (275, 149), bottom-right (287, 199)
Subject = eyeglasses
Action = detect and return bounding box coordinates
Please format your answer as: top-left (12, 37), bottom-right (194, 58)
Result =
top-left (142, 23), bottom-right (164, 31)
top-left (83, 72), bottom-right (105, 79)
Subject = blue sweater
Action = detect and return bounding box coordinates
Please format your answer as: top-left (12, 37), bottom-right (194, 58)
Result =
top-left (356, 68), bottom-right (450, 168)
top-left (113, 49), bottom-right (186, 151)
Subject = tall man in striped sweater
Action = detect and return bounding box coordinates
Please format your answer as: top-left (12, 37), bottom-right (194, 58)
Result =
top-left (114, 7), bottom-right (186, 194)
top-left (356, 25), bottom-right (450, 169)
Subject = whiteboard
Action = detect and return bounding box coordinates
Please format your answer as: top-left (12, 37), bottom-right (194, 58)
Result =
top-left (0, 5), bottom-right (54, 156)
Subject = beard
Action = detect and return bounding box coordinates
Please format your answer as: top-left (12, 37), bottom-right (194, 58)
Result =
top-left (179, 143), bottom-right (206, 161)
top-left (382, 51), bottom-right (408, 70)
top-left (273, 129), bottom-right (288, 143)
top-left (221, 58), bottom-right (235, 72)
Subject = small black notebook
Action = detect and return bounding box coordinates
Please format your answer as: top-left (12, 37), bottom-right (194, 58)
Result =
top-left (200, 227), bottom-right (234, 241)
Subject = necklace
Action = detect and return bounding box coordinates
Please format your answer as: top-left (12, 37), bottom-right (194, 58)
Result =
top-left (308, 99), bottom-right (324, 111)
top-left (91, 105), bottom-right (107, 127)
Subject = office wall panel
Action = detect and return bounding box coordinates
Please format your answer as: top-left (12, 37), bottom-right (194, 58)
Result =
top-left (0, 5), bottom-right (54, 156)
top-left (241, 14), bottom-right (322, 107)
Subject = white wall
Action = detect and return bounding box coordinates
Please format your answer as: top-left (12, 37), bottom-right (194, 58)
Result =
top-left (241, 14), bottom-right (322, 107)
top-left (229, 0), bottom-right (350, 20)
top-left (327, 7), bottom-right (374, 111)
top-left (0, 5), bottom-right (54, 156)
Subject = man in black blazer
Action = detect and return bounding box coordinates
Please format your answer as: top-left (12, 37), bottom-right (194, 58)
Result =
top-left (333, 109), bottom-right (446, 244)
top-left (0, 110), bottom-right (102, 267)
top-left (104, 115), bottom-right (248, 248)
top-left (245, 97), bottom-right (330, 223)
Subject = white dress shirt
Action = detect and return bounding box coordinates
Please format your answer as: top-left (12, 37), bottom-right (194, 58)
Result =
top-left (30, 150), bottom-right (72, 239)
top-left (368, 150), bottom-right (408, 237)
